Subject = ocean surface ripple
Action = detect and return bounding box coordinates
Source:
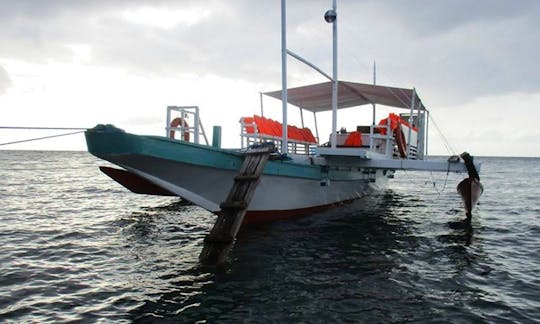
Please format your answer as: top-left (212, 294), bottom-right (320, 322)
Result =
top-left (0, 151), bottom-right (538, 322)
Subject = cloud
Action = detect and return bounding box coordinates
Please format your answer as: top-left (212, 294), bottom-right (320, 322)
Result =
top-left (361, 0), bottom-right (539, 36)
top-left (0, 0), bottom-right (538, 106)
top-left (121, 6), bottom-right (212, 29)
top-left (338, 1), bottom-right (540, 105)
top-left (0, 65), bottom-right (12, 95)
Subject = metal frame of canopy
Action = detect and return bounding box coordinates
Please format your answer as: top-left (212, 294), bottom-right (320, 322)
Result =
top-left (263, 81), bottom-right (426, 113)
top-left (261, 81), bottom-right (430, 159)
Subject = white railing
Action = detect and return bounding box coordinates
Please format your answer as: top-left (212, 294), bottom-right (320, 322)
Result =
top-left (239, 117), bottom-right (316, 155)
top-left (367, 123), bottom-right (420, 160)
top-left (369, 123), bottom-right (393, 157)
top-left (166, 106), bottom-right (208, 145)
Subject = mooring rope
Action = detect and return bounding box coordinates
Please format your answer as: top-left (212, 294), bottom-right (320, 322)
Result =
top-left (0, 129), bottom-right (87, 146)
top-left (0, 126), bottom-right (88, 130)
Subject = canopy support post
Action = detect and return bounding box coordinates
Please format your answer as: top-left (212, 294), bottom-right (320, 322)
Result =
top-left (415, 99), bottom-right (422, 157)
top-left (313, 112), bottom-right (320, 143)
top-left (425, 110), bottom-right (430, 159)
top-left (406, 88), bottom-right (416, 159)
top-left (280, 0), bottom-right (288, 154)
top-left (372, 61), bottom-right (376, 125)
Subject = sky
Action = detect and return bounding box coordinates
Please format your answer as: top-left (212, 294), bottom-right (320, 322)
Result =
top-left (0, 0), bottom-right (539, 157)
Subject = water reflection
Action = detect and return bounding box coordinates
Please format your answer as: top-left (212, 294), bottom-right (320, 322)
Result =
top-left (127, 191), bottom-right (450, 322)
top-left (118, 189), bottom-right (502, 322)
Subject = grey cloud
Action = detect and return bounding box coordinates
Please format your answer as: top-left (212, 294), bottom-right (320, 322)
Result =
top-left (0, 0), bottom-right (282, 78)
top-left (357, 0), bottom-right (540, 36)
top-left (0, 0), bottom-right (538, 105)
top-left (338, 1), bottom-right (540, 105)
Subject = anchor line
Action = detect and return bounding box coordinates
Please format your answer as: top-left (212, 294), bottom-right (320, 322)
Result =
top-left (0, 130), bottom-right (85, 146)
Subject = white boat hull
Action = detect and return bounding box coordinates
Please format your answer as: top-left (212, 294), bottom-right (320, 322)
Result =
top-left (85, 126), bottom-right (469, 223)
top-left (101, 153), bottom-right (387, 222)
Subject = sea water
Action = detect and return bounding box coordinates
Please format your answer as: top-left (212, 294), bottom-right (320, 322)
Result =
top-left (0, 151), bottom-right (538, 322)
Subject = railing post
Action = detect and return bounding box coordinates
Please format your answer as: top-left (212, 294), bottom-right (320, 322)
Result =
top-left (369, 125), bottom-right (374, 151)
top-left (194, 106), bottom-right (200, 144)
top-left (385, 123), bottom-right (392, 157)
top-left (407, 88), bottom-right (416, 159)
top-left (166, 106), bottom-right (172, 137)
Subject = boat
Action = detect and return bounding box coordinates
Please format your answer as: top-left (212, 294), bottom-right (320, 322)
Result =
top-left (85, 0), bottom-right (481, 225)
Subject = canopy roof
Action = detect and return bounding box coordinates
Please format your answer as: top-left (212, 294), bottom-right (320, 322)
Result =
top-left (264, 81), bottom-right (426, 113)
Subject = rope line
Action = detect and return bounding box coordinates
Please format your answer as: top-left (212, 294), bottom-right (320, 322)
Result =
top-left (427, 113), bottom-right (456, 155)
top-left (0, 131), bottom-right (85, 146)
top-left (0, 126), bottom-right (88, 130)
top-left (428, 170), bottom-right (450, 195)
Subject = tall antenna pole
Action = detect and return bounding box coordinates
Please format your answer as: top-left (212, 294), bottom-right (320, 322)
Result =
top-left (281, 0), bottom-right (288, 154)
top-left (373, 61), bottom-right (376, 84)
top-left (259, 92), bottom-right (264, 116)
top-left (327, 0), bottom-right (338, 148)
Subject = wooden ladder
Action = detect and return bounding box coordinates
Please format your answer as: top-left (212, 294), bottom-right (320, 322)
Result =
top-left (199, 143), bottom-right (275, 264)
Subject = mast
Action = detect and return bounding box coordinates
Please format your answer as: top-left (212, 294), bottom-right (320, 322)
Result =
top-left (281, 0), bottom-right (288, 153)
top-left (259, 92), bottom-right (264, 116)
top-left (328, 0), bottom-right (338, 148)
top-left (282, 0), bottom-right (337, 150)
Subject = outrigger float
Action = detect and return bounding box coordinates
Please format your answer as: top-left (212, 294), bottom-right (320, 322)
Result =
top-left (85, 0), bottom-right (482, 262)
top-left (457, 152), bottom-right (484, 223)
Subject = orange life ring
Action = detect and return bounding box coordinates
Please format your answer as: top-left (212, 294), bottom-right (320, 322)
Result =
top-left (169, 117), bottom-right (190, 141)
